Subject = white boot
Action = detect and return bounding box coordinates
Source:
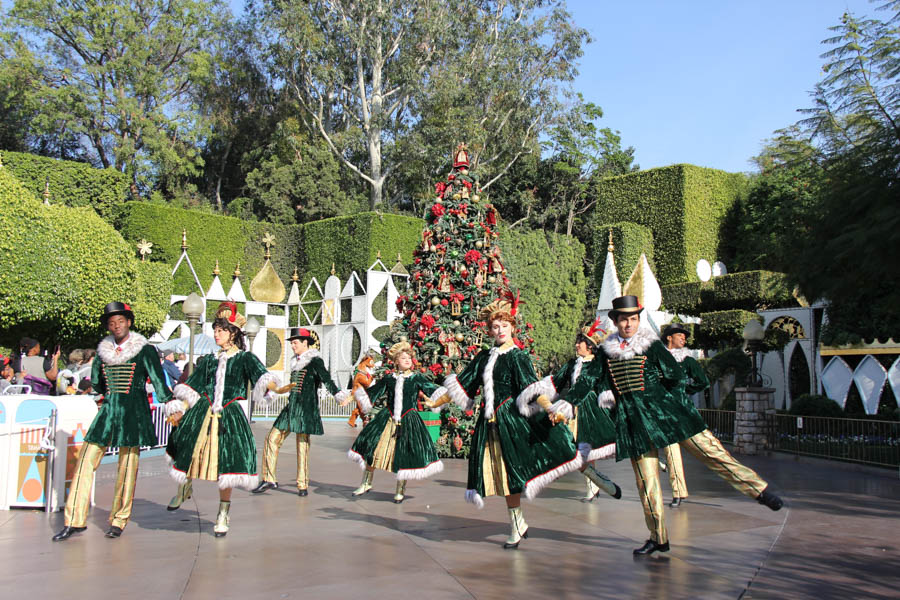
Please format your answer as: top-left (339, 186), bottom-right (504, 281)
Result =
top-left (503, 507), bottom-right (529, 549)
top-left (584, 465), bottom-right (622, 499)
top-left (352, 470), bottom-right (374, 496)
top-left (581, 474), bottom-right (600, 502)
top-left (167, 479), bottom-right (193, 511)
top-left (213, 501), bottom-right (230, 537)
top-left (393, 480), bottom-right (407, 504)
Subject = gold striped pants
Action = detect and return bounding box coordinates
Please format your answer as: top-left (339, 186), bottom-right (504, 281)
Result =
top-left (663, 443), bottom-right (688, 498)
top-left (631, 429), bottom-right (769, 544)
top-left (261, 428), bottom-right (310, 489)
top-left (64, 442), bottom-right (140, 529)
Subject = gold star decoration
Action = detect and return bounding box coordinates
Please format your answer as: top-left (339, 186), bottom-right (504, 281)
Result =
top-left (262, 232), bottom-right (276, 259)
top-left (137, 239), bottom-right (153, 261)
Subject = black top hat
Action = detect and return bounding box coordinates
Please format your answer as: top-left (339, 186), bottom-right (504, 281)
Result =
top-left (608, 295), bottom-right (644, 320)
top-left (287, 327), bottom-right (315, 342)
top-left (662, 323), bottom-right (689, 341)
top-left (101, 302), bottom-right (135, 326)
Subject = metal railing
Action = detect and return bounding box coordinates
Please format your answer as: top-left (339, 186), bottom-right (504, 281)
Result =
top-left (771, 414), bottom-right (900, 468)
top-left (250, 392), bottom-right (353, 419)
top-left (699, 409), bottom-right (736, 444)
top-left (104, 404), bottom-right (172, 456)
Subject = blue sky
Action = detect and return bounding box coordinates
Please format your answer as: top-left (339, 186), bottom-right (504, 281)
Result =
top-left (565, 0), bottom-right (878, 173)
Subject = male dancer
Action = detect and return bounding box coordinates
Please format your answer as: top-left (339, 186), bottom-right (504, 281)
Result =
top-left (660, 323), bottom-right (710, 508)
top-left (53, 302), bottom-right (172, 541)
top-left (602, 295), bottom-right (783, 555)
top-left (251, 328), bottom-right (345, 496)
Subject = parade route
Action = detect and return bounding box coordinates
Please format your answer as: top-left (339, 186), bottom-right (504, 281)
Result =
top-left (3, 421), bottom-right (898, 600)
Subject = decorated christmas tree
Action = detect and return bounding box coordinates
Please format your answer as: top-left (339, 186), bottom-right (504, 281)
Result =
top-left (380, 144), bottom-right (536, 458)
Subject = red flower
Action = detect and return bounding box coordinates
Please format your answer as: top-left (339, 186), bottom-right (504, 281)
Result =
top-left (513, 338), bottom-right (525, 349)
top-left (463, 180), bottom-right (472, 189)
top-left (421, 314), bottom-right (435, 328)
top-left (447, 174), bottom-right (456, 181)
top-left (440, 299), bottom-right (449, 306)
top-left (464, 249), bottom-right (482, 264)
top-left (429, 363), bottom-right (444, 376)
top-left (449, 416), bottom-right (458, 424)
top-left (464, 410), bottom-right (473, 417)
top-left (435, 181), bottom-right (446, 195)
top-left (431, 203), bottom-right (446, 217)
top-left (526, 322), bottom-right (534, 330)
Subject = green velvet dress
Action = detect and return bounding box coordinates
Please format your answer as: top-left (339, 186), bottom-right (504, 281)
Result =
top-left (348, 371), bottom-right (444, 480)
top-left (86, 332), bottom-right (171, 447)
top-left (273, 350), bottom-right (339, 435)
top-left (600, 331), bottom-right (707, 461)
top-left (166, 349), bottom-right (276, 490)
top-left (443, 342), bottom-right (580, 506)
top-left (548, 357), bottom-right (618, 461)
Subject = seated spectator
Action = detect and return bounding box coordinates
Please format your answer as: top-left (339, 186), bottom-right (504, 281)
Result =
top-left (66, 349), bottom-right (85, 372)
top-left (77, 378), bottom-right (93, 395)
top-left (76, 348), bottom-right (95, 381)
top-left (0, 355), bottom-right (14, 393)
top-left (13, 337), bottom-right (60, 395)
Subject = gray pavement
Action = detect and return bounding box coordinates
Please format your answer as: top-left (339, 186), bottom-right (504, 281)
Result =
top-left (2, 421), bottom-right (898, 599)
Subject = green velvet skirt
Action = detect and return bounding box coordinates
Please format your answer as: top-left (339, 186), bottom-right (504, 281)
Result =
top-left (85, 397), bottom-right (157, 448)
top-left (272, 392), bottom-right (324, 435)
top-left (613, 390), bottom-right (707, 461)
top-left (349, 408), bottom-right (441, 477)
top-left (572, 398), bottom-right (617, 450)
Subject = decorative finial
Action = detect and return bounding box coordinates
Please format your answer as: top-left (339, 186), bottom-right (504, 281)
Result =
top-left (376, 249), bottom-right (381, 260)
top-left (331, 263), bottom-right (336, 276)
top-left (137, 239), bottom-right (153, 261)
top-left (213, 259), bottom-right (221, 276)
top-left (43, 177), bottom-right (50, 205)
top-left (233, 261), bottom-right (241, 278)
top-left (291, 266), bottom-right (299, 282)
top-left (262, 232), bottom-right (275, 259)
top-left (181, 229), bottom-right (188, 250)
top-left (397, 253), bottom-right (402, 263)
top-left (607, 228), bottom-right (614, 253)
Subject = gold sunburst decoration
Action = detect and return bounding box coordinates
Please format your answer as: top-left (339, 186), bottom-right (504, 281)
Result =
top-left (137, 239), bottom-right (153, 261)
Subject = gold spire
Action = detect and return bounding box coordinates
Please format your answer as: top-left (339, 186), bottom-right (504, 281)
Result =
top-left (608, 228), bottom-right (614, 253)
top-left (43, 178), bottom-right (50, 205)
top-left (233, 261), bottom-right (241, 278)
top-left (181, 229), bottom-right (188, 250)
top-left (291, 266), bottom-right (299, 282)
top-left (376, 249), bottom-right (382, 260)
top-left (262, 232), bottom-right (275, 259)
top-left (213, 259), bottom-right (221, 276)
top-left (331, 263), bottom-right (336, 276)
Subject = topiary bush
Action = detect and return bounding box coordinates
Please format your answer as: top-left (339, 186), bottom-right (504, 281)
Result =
top-left (593, 164), bottom-right (747, 285)
top-left (2, 150), bottom-right (129, 219)
top-left (788, 394), bottom-right (844, 418)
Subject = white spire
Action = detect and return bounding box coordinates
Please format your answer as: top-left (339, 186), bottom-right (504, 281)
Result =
top-left (596, 231), bottom-right (621, 314)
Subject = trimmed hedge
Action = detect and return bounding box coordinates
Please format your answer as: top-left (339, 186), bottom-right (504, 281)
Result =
top-left (0, 169), bottom-right (171, 345)
top-left (2, 150), bottom-right (129, 219)
top-left (662, 270), bottom-right (796, 315)
top-left (593, 164), bottom-right (747, 285)
top-left (499, 227), bottom-right (588, 369)
top-left (696, 310), bottom-right (759, 349)
top-left (593, 221), bottom-right (654, 289)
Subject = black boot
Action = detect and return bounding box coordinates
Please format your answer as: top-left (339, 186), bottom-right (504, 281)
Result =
top-left (298, 488), bottom-right (308, 497)
top-left (633, 539), bottom-right (670, 555)
top-left (52, 526), bottom-right (86, 542)
top-left (251, 481), bottom-right (278, 494)
top-left (669, 497), bottom-right (683, 508)
top-left (105, 525), bottom-right (123, 538)
top-left (757, 487), bottom-right (784, 511)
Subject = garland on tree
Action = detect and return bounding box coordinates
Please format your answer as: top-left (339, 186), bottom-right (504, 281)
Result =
top-left (378, 144), bottom-right (537, 458)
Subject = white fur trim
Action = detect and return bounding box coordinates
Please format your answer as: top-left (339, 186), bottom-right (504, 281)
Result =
top-left (579, 442), bottom-right (616, 462)
top-left (523, 452), bottom-right (584, 500)
top-left (335, 389), bottom-right (352, 406)
top-left (597, 390), bottom-right (616, 410)
top-left (164, 399), bottom-right (188, 417)
top-left (443, 374), bottom-right (473, 411)
top-left (668, 347), bottom-right (690, 363)
top-left (347, 448), bottom-right (367, 470)
top-left (218, 473), bottom-right (258, 491)
top-left (173, 384), bottom-right (201, 409)
top-left (252, 371), bottom-right (280, 409)
top-left (571, 357), bottom-right (584, 386)
top-left (145, 383), bottom-right (155, 394)
top-left (516, 376), bottom-right (557, 417)
top-left (550, 400), bottom-right (574, 421)
top-left (465, 489), bottom-right (484, 509)
top-left (210, 352), bottom-right (230, 413)
top-left (392, 374), bottom-right (408, 422)
top-left (428, 386), bottom-right (449, 411)
top-left (169, 464), bottom-right (188, 486)
top-left (482, 347), bottom-right (504, 420)
top-left (396, 460), bottom-right (444, 481)
top-left (602, 328), bottom-right (658, 361)
top-left (290, 348), bottom-right (321, 372)
top-left (353, 385), bottom-right (372, 414)
top-left (97, 332), bottom-right (148, 365)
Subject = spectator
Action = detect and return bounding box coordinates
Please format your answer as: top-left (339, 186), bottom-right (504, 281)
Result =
top-left (0, 355), bottom-right (14, 393)
top-left (66, 349), bottom-right (85, 371)
top-left (77, 378), bottom-right (93, 395)
top-left (174, 352), bottom-right (188, 372)
top-left (158, 348), bottom-right (182, 388)
top-left (76, 348), bottom-right (96, 381)
top-left (13, 337), bottom-right (60, 395)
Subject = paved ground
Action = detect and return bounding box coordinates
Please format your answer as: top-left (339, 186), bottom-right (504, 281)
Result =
top-left (2, 421), bottom-right (898, 599)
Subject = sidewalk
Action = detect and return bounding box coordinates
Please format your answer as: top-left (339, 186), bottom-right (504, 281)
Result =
top-left (1, 421), bottom-right (897, 599)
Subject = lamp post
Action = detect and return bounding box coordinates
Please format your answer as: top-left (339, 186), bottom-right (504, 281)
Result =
top-left (183, 293), bottom-right (204, 377)
top-left (244, 316), bottom-right (261, 421)
top-left (742, 318), bottom-right (765, 387)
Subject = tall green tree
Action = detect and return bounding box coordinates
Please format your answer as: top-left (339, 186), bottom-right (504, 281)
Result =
top-left (4, 0), bottom-right (225, 192)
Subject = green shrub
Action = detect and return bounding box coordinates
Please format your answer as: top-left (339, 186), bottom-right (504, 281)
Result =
top-left (593, 164), bottom-right (747, 285)
top-left (788, 394), bottom-right (844, 418)
top-left (2, 150), bottom-right (129, 219)
top-left (713, 270), bottom-right (794, 310)
top-left (0, 169), bottom-right (170, 345)
top-left (697, 310), bottom-right (760, 350)
top-left (593, 221), bottom-right (654, 289)
top-left (661, 280), bottom-right (714, 315)
top-left (701, 346), bottom-right (751, 387)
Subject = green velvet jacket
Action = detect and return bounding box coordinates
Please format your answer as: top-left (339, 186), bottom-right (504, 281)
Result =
top-left (445, 341), bottom-right (579, 504)
top-left (85, 332), bottom-right (171, 447)
top-left (668, 350), bottom-right (711, 403)
top-left (552, 356), bottom-right (618, 457)
top-left (273, 349), bottom-right (340, 435)
top-left (600, 330), bottom-right (707, 461)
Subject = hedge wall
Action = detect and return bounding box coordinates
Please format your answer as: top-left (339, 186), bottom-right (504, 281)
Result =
top-left (2, 150), bottom-right (129, 219)
top-left (499, 227), bottom-right (588, 369)
top-left (696, 310), bottom-right (759, 350)
top-left (593, 221), bottom-right (654, 290)
top-left (592, 164), bottom-right (747, 285)
top-left (0, 169), bottom-right (171, 345)
top-left (662, 270), bottom-right (796, 315)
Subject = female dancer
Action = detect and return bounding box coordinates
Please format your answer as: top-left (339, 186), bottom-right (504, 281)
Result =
top-left (517, 318), bottom-right (622, 502)
top-left (344, 342), bottom-right (443, 503)
top-left (427, 298), bottom-right (581, 549)
top-left (164, 303), bottom-right (291, 536)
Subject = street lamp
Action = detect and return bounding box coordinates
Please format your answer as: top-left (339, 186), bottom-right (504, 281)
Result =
top-left (183, 293), bottom-right (204, 376)
top-left (244, 316), bottom-right (261, 421)
top-left (742, 318), bottom-right (765, 387)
